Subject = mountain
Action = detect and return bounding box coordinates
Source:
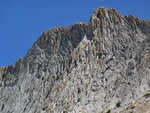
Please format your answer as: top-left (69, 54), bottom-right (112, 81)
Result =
top-left (0, 7), bottom-right (150, 113)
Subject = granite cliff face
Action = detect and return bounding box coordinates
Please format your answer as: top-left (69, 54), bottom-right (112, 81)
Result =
top-left (0, 8), bottom-right (150, 113)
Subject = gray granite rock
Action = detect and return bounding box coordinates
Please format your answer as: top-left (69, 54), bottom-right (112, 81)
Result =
top-left (0, 7), bottom-right (150, 113)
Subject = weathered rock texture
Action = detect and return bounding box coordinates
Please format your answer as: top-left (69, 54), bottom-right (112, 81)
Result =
top-left (0, 7), bottom-right (150, 113)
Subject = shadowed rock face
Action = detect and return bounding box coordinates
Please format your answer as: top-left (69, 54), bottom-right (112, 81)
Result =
top-left (0, 7), bottom-right (150, 113)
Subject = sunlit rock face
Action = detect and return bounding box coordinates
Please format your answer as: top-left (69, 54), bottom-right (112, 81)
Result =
top-left (0, 7), bottom-right (150, 113)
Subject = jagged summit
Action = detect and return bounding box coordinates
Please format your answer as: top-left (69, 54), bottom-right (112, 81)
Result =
top-left (90, 7), bottom-right (122, 20)
top-left (0, 7), bottom-right (150, 113)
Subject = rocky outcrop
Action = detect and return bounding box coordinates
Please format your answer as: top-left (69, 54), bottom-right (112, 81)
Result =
top-left (0, 7), bottom-right (150, 113)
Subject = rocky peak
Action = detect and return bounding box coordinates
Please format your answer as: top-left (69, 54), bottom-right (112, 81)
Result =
top-left (90, 7), bottom-right (122, 22)
top-left (0, 7), bottom-right (150, 113)
top-left (89, 8), bottom-right (122, 31)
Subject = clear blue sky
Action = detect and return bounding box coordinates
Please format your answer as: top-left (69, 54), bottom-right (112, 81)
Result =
top-left (0, 0), bottom-right (150, 67)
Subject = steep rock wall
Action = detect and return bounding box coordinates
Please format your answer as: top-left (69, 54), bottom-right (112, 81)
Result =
top-left (0, 8), bottom-right (150, 113)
